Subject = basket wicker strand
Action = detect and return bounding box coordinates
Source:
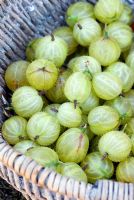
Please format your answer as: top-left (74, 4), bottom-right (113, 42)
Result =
top-left (0, 0), bottom-right (134, 199)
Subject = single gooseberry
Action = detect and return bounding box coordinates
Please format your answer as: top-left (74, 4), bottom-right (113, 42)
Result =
top-left (106, 62), bottom-right (134, 92)
top-left (64, 72), bottom-right (91, 104)
top-left (89, 36), bottom-right (121, 67)
top-left (45, 67), bottom-right (72, 103)
top-left (5, 60), bottom-right (30, 91)
top-left (116, 157), bottom-right (134, 183)
top-left (88, 105), bottom-right (120, 136)
top-left (57, 162), bottom-right (87, 182)
top-left (2, 116), bottom-right (28, 145)
top-left (53, 26), bottom-right (78, 55)
top-left (73, 18), bottom-right (102, 47)
top-left (105, 96), bottom-right (132, 125)
top-left (126, 51), bottom-right (134, 72)
top-left (124, 90), bottom-right (134, 116)
top-left (25, 147), bottom-right (59, 170)
top-left (92, 72), bottom-right (123, 100)
top-left (12, 86), bottom-right (43, 118)
top-left (80, 87), bottom-right (100, 114)
top-left (125, 118), bottom-right (134, 137)
top-left (98, 131), bottom-right (132, 162)
top-left (70, 56), bottom-right (101, 80)
top-left (65, 1), bottom-right (94, 28)
top-left (56, 128), bottom-right (89, 163)
top-left (94, 0), bottom-right (124, 24)
top-left (26, 59), bottom-right (58, 91)
top-left (26, 38), bottom-right (42, 62)
top-left (35, 35), bottom-right (68, 68)
top-left (57, 102), bottom-right (82, 128)
top-left (118, 4), bottom-right (133, 25)
top-left (81, 152), bottom-right (114, 183)
top-left (27, 112), bottom-right (60, 146)
top-left (106, 22), bottom-right (133, 52)
top-left (14, 140), bottom-right (38, 154)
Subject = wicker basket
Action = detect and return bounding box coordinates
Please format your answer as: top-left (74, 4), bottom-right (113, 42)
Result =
top-left (0, 0), bottom-right (134, 199)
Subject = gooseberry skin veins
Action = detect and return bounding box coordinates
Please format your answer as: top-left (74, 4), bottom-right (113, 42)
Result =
top-left (26, 59), bottom-right (58, 91)
top-left (92, 72), bottom-right (123, 100)
top-left (73, 18), bottom-right (102, 47)
top-left (64, 72), bottom-right (91, 104)
top-left (25, 146), bottom-right (59, 169)
top-left (12, 86), bottom-right (43, 118)
top-left (57, 102), bottom-right (82, 128)
top-left (81, 152), bottom-right (114, 183)
top-left (65, 1), bottom-right (94, 28)
top-left (99, 131), bottom-right (132, 162)
top-left (2, 116), bottom-right (28, 145)
top-left (116, 157), bottom-right (134, 183)
top-left (5, 60), bottom-right (30, 91)
top-left (27, 112), bottom-right (60, 146)
top-left (88, 105), bottom-right (120, 136)
top-left (35, 35), bottom-right (68, 68)
top-left (56, 128), bottom-right (89, 163)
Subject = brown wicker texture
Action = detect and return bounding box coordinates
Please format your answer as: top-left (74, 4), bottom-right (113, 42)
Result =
top-left (0, 0), bottom-right (134, 199)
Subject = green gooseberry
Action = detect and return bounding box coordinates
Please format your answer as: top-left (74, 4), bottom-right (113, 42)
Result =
top-left (73, 18), bottom-right (102, 47)
top-left (65, 1), bottom-right (94, 28)
top-left (80, 87), bottom-right (100, 114)
top-left (5, 60), bottom-right (30, 91)
top-left (105, 96), bottom-right (132, 125)
top-left (116, 157), bottom-right (134, 183)
top-left (118, 4), bottom-right (133, 25)
top-left (88, 105), bottom-right (120, 136)
top-left (99, 131), bottom-right (132, 162)
top-left (35, 35), bottom-right (68, 68)
top-left (81, 152), bottom-right (114, 183)
top-left (56, 128), bottom-right (89, 163)
top-left (64, 72), bottom-right (91, 104)
top-left (89, 37), bottom-right (121, 67)
top-left (27, 112), bottom-right (60, 146)
top-left (125, 118), bottom-right (134, 137)
top-left (106, 22), bottom-right (133, 52)
top-left (71, 56), bottom-right (101, 80)
top-left (2, 116), bottom-right (28, 145)
top-left (57, 102), bottom-right (82, 128)
top-left (94, 0), bottom-right (124, 24)
top-left (12, 86), bottom-right (43, 118)
top-left (26, 38), bottom-right (42, 62)
top-left (14, 140), bottom-right (38, 154)
top-left (43, 104), bottom-right (66, 133)
top-left (57, 162), bottom-right (87, 182)
top-left (26, 59), bottom-right (58, 91)
top-left (106, 62), bottom-right (134, 92)
top-left (124, 90), bottom-right (134, 116)
top-left (25, 146), bottom-right (59, 170)
top-left (45, 67), bottom-right (72, 103)
top-left (53, 26), bottom-right (78, 55)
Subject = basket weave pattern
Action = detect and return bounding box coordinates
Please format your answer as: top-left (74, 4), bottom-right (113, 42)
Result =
top-left (0, 0), bottom-right (134, 199)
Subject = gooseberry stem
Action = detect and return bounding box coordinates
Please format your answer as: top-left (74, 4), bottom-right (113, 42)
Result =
top-left (34, 135), bottom-right (39, 141)
top-left (103, 24), bottom-right (109, 39)
top-left (74, 100), bottom-right (77, 109)
top-left (122, 124), bottom-right (128, 132)
top-left (51, 33), bottom-right (55, 41)
top-left (50, 108), bottom-right (58, 113)
top-left (101, 152), bottom-right (108, 160)
top-left (77, 24), bottom-right (82, 30)
top-left (82, 164), bottom-right (88, 171)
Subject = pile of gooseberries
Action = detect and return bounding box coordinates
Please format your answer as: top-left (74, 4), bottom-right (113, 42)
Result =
top-left (3, 0), bottom-right (134, 184)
